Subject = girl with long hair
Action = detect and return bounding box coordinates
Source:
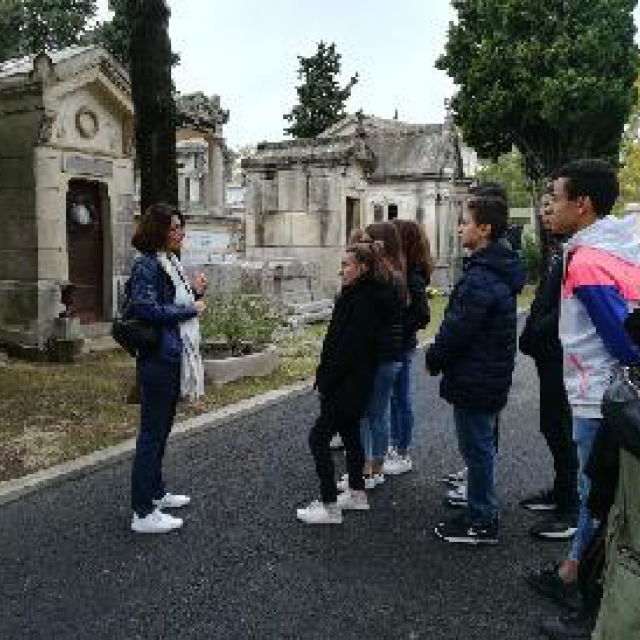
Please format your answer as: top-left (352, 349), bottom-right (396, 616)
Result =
top-left (384, 219), bottom-right (433, 474)
top-left (355, 222), bottom-right (406, 487)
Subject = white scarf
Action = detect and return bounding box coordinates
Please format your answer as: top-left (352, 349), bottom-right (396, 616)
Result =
top-left (157, 252), bottom-right (205, 401)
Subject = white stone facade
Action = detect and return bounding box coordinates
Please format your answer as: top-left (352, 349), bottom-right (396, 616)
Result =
top-left (0, 46), bottom-right (134, 352)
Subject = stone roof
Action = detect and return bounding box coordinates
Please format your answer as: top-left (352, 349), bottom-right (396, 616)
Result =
top-left (242, 135), bottom-right (373, 169)
top-left (0, 45), bottom-right (96, 78)
top-left (319, 113), bottom-right (432, 138)
top-left (0, 45), bottom-right (130, 95)
top-left (367, 127), bottom-right (460, 181)
top-left (243, 114), bottom-right (464, 180)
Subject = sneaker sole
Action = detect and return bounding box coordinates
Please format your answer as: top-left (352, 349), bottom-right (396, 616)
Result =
top-left (445, 499), bottom-right (468, 508)
top-left (131, 523), bottom-right (183, 534)
top-left (296, 514), bottom-right (343, 524)
top-left (434, 529), bottom-right (498, 545)
top-left (531, 528), bottom-right (577, 540)
top-left (338, 504), bottom-right (370, 511)
top-left (521, 504), bottom-right (557, 512)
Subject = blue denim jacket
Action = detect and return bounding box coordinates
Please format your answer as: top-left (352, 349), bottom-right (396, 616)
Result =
top-left (129, 253), bottom-right (197, 363)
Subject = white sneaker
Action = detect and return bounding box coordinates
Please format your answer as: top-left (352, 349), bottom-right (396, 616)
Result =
top-left (383, 456), bottom-right (413, 475)
top-left (337, 490), bottom-right (370, 511)
top-left (131, 509), bottom-right (183, 534)
top-left (364, 474), bottom-right (385, 490)
top-left (153, 492), bottom-right (191, 509)
top-left (337, 473), bottom-right (350, 492)
top-left (329, 434), bottom-right (344, 449)
top-left (296, 500), bottom-right (343, 524)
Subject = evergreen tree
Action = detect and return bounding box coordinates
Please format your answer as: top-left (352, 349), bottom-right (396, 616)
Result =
top-left (0, 0), bottom-right (98, 61)
top-left (127, 0), bottom-right (178, 211)
top-left (284, 41), bottom-right (358, 138)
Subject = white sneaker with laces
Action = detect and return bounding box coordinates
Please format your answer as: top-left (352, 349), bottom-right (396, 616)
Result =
top-left (383, 456), bottom-right (413, 475)
top-left (153, 492), bottom-right (191, 509)
top-left (337, 473), bottom-right (349, 492)
top-left (296, 500), bottom-right (342, 524)
top-left (337, 490), bottom-right (370, 511)
top-left (131, 509), bottom-right (183, 534)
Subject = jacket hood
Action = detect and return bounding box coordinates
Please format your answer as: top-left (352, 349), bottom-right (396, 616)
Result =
top-left (467, 241), bottom-right (526, 294)
top-left (566, 215), bottom-right (640, 264)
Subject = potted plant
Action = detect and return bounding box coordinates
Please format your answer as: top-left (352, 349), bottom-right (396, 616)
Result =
top-left (199, 293), bottom-right (282, 385)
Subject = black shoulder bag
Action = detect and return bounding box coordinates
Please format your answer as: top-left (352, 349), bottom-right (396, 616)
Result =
top-left (111, 278), bottom-right (160, 357)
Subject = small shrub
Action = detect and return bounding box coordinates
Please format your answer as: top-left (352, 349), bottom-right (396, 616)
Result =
top-left (522, 234), bottom-right (542, 283)
top-left (200, 293), bottom-right (282, 355)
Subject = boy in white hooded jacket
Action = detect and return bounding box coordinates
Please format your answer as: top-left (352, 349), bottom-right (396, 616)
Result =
top-left (528, 160), bottom-right (640, 627)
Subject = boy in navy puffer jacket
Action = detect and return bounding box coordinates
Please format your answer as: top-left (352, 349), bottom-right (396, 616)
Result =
top-left (426, 195), bottom-right (525, 544)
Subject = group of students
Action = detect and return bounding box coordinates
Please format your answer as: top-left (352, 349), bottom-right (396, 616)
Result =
top-left (297, 219), bottom-right (433, 523)
top-left (299, 159), bottom-right (640, 639)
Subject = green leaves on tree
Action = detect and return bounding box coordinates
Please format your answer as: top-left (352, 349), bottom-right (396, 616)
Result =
top-left (284, 41), bottom-right (359, 138)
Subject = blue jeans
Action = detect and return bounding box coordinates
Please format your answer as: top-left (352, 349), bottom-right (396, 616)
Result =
top-left (390, 349), bottom-right (416, 452)
top-left (454, 405), bottom-right (499, 525)
top-left (131, 358), bottom-right (181, 517)
top-left (361, 361), bottom-right (402, 460)
top-left (568, 417), bottom-right (602, 562)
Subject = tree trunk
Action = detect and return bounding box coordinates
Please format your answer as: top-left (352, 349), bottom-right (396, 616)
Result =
top-left (127, 0), bottom-right (177, 212)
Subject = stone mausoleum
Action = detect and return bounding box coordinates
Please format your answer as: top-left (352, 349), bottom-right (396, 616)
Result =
top-left (0, 45), bottom-right (135, 354)
top-left (242, 113), bottom-right (476, 292)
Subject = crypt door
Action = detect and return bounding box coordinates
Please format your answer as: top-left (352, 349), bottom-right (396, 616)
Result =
top-left (346, 196), bottom-right (361, 242)
top-left (66, 180), bottom-right (105, 324)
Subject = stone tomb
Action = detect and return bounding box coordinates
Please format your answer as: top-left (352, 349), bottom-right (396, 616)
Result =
top-left (0, 46), bottom-right (134, 354)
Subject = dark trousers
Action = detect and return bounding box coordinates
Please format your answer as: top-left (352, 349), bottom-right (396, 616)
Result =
top-left (131, 358), bottom-right (181, 516)
top-left (535, 358), bottom-right (578, 510)
top-left (308, 397), bottom-right (365, 503)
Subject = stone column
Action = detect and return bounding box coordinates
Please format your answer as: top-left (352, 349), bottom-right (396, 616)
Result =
top-left (206, 135), bottom-right (225, 215)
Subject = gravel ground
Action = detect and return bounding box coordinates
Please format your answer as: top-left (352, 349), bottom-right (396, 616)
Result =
top-left (0, 349), bottom-right (567, 639)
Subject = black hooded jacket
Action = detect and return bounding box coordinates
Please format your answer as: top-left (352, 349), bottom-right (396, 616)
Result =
top-left (315, 275), bottom-right (399, 417)
top-left (425, 241), bottom-right (526, 413)
top-left (519, 239), bottom-right (566, 362)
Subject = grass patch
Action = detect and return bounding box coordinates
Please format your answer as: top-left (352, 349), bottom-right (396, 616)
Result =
top-left (0, 326), bottom-right (322, 483)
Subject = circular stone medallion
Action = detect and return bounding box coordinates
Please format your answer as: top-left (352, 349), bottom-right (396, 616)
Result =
top-left (75, 107), bottom-right (99, 139)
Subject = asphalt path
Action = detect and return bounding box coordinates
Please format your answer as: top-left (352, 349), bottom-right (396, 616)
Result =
top-left (1, 350), bottom-right (567, 639)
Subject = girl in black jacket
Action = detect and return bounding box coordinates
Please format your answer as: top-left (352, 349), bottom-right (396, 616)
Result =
top-left (385, 220), bottom-right (433, 474)
top-left (297, 243), bottom-right (393, 524)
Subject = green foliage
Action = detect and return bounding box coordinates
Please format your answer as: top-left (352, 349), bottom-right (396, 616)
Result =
top-left (521, 234), bottom-right (542, 283)
top-left (93, 0), bottom-right (129, 67)
top-left (284, 41), bottom-right (359, 138)
top-left (0, 0), bottom-right (98, 62)
top-left (476, 150), bottom-right (532, 208)
top-left (437, 0), bottom-right (639, 181)
top-left (200, 294), bottom-right (282, 355)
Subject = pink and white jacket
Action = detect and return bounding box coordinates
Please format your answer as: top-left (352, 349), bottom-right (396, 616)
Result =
top-left (560, 215), bottom-right (640, 419)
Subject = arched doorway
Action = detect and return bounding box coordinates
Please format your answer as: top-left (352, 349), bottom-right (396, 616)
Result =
top-left (65, 180), bottom-right (105, 324)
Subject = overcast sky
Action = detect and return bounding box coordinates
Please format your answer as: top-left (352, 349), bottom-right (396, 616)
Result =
top-left (96, 1), bottom-right (640, 151)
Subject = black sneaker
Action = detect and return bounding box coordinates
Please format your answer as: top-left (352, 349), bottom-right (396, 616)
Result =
top-left (525, 564), bottom-right (581, 611)
top-left (540, 609), bottom-right (595, 639)
top-left (434, 514), bottom-right (498, 545)
top-left (519, 487), bottom-right (558, 511)
top-left (530, 510), bottom-right (578, 541)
